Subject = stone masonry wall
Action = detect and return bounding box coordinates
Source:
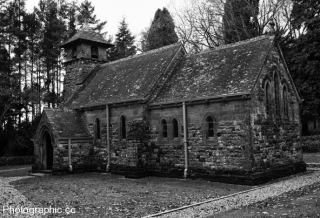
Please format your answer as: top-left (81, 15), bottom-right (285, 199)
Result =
top-left (81, 105), bottom-right (146, 173)
top-left (250, 47), bottom-right (303, 172)
top-left (64, 60), bottom-right (99, 101)
top-left (147, 107), bottom-right (185, 177)
top-left (148, 100), bottom-right (252, 178)
top-left (53, 138), bottom-right (95, 171)
top-left (64, 42), bottom-right (107, 61)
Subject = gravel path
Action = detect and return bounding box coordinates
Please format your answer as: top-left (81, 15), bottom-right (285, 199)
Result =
top-left (1, 170), bottom-right (320, 218)
top-left (144, 171), bottom-right (320, 218)
top-left (0, 176), bottom-right (42, 218)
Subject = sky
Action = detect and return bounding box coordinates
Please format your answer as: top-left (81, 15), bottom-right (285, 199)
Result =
top-left (25, 0), bottom-right (181, 40)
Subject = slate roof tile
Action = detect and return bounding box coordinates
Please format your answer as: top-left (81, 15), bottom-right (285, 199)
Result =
top-left (70, 43), bottom-right (182, 109)
top-left (153, 35), bottom-right (274, 103)
top-left (44, 108), bottom-right (92, 138)
top-left (60, 29), bottom-right (112, 48)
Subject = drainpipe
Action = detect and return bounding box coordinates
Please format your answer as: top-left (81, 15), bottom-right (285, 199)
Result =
top-left (106, 104), bottom-right (111, 172)
top-left (182, 102), bottom-right (188, 178)
top-left (68, 139), bottom-right (72, 172)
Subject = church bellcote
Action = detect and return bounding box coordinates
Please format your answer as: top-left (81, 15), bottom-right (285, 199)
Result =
top-left (60, 26), bottom-right (113, 103)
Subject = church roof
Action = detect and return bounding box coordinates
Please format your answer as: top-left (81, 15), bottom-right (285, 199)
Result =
top-left (60, 29), bottom-right (113, 48)
top-left (153, 35), bottom-right (274, 103)
top-left (44, 108), bottom-right (92, 138)
top-left (69, 43), bottom-right (182, 109)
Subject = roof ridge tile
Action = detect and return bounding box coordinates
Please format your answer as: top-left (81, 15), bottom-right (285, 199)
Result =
top-left (187, 35), bottom-right (274, 57)
top-left (103, 43), bottom-right (181, 66)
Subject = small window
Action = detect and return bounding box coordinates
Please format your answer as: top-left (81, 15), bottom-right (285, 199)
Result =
top-left (266, 82), bottom-right (272, 116)
top-left (91, 46), bottom-right (98, 59)
top-left (274, 73), bottom-right (280, 117)
top-left (206, 116), bottom-right (214, 137)
top-left (95, 118), bottom-right (101, 140)
top-left (283, 86), bottom-right (289, 117)
top-left (172, 119), bottom-right (179, 138)
top-left (161, 119), bottom-right (167, 138)
top-left (72, 46), bottom-right (77, 58)
top-left (120, 115), bottom-right (126, 139)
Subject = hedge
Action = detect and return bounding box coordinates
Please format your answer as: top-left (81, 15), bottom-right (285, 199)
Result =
top-left (0, 156), bottom-right (34, 166)
top-left (301, 135), bottom-right (320, 152)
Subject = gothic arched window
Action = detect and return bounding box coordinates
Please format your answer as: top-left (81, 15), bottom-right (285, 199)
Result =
top-left (172, 119), bottom-right (179, 138)
top-left (206, 116), bottom-right (214, 137)
top-left (161, 119), bottom-right (167, 138)
top-left (91, 46), bottom-right (98, 59)
top-left (283, 85), bottom-right (289, 117)
top-left (95, 118), bottom-right (101, 140)
top-left (120, 115), bottom-right (126, 139)
top-left (265, 82), bottom-right (272, 116)
top-left (274, 73), bottom-right (280, 117)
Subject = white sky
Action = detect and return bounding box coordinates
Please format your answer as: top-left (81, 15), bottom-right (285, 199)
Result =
top-left (25, 0), bottom-right (181, 41)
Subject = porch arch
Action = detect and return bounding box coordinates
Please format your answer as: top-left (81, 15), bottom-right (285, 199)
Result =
top-left (40, 127), bottom-right (54, 170)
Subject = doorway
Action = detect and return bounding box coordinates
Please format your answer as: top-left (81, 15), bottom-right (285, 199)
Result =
top-left (43, 131), bottom-right (53, 170)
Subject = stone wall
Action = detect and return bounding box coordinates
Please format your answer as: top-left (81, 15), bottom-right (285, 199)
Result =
top-left (53, 138), bottom-right (96, 172)
top-left (147, 100), bottom-right (252, 178)
top-left (81, 105), bottom-right (146, 173)
top-left (63, 60), bottom-right (99, 101)
top-left (64, 42), bottom-right (107, 61)
top-left (250, 47), bottom-right (303, 172)
top-left (148, 107), bottom-right (185, 177)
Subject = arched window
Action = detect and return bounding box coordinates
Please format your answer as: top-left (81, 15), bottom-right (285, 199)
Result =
top-left (172, 119), bottom-right (179, 138)
top-left (91, 46), bottom-right (98, 59)
top-left (206, 116), bottom-right (214, 137)
top-left (265, 82), bottom-right (272, 116)
top-left (120, 116), bottom-right (126, 139)
top-left (72, 46), bottom-right (77, 58)
top-left (161, 119), bottom-right (167, 138)
top-left (283, 86), bottom-right (289, 117)
top-left (95, 118), bottom-right (101, 140)
top-left (274, 73), bottom-right (280, 117)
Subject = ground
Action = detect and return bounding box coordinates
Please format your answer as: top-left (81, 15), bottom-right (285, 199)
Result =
top-left (0, 152), bottom-right (319, 218)
top-left (304, 153), bottom-right (320, 163)
top-left (212, 181), bottom-right (320, 218)
top-left (9, 172), bottom-right (250, 217)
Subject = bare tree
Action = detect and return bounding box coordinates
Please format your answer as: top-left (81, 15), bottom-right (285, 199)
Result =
top-left (170, 0), bottom-right (293, 53)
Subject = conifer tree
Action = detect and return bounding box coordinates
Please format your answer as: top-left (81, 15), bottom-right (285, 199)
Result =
top-left (141, 8), bottom-right (178, 51)
top-left (77, 0), bottom-right (106, 32)
top-left (66, 0), bottom-right (78, 38)
top-left (109, 18), bottom-right (136, 61)
top-left (37, 0), bottom-right (66, 108)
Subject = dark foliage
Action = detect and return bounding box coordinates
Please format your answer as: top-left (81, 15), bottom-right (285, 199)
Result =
top-left (223, 0), bottom-right (260, 44)
top-left (141, 8), bottom-right (178, 51)
top-left (108, 18), bottom-right (136, 61)
top-left (0, 115), bottom-right (41, 157)
top-left (281, 0), bottom-right (320, 134)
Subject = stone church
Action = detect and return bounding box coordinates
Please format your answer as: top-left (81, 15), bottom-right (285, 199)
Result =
top-left (32, 26), bottom-right (306, 185)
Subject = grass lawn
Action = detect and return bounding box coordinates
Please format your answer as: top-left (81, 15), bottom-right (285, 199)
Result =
top-left (303, 153), bottom-right (320, 163)
top-left (10, 173), bottom-right (251, 217)
top-left (214, 181), bottom-right (320, 218)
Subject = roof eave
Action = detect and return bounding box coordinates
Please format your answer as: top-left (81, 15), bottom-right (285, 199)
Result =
top-left (73, 98), bottom-right (145, 111)
top-left (149, 92), bottom-right (251, 109)
top-left (60, 38), bottom-right (114, 49)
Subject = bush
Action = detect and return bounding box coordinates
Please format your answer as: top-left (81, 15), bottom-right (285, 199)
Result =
top-left (301, 135), bottom-right (320, 152)
top-left (0, 156), bottom-right (34, 166)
